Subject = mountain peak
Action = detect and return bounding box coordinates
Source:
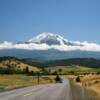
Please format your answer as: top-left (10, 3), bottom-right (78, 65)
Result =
top-left (28, 32), bottom-right (69, 45)
top-left (37, 32), bottom-right (56, 36)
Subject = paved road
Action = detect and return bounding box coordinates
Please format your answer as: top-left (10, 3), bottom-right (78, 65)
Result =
top-left (0, 79), bottom-right (72, 100)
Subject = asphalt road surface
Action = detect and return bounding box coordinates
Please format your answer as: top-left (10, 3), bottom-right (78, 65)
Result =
top-left (0, 79), bottom-right (72, 100)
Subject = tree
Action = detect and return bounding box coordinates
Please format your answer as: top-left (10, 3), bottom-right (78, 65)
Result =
top-left (24, 66), bottom-right (29, 74)
top-left (41, 68), bottom-right (49, 75)
top-left (52, 71), bottom-right (58, 75)
top-left (48, 69), bottom-right (51, 75)
top-left (55, 74), bottom-right (62, 83)
top-left (76, 76), bottom-right (81, 82)
top-left (58, 68), bottom-right (63, 75)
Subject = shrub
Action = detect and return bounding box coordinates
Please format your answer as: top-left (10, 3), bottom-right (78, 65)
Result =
top-left (76, 76), bottom-right (81, 82)
top-left (55, 74), bottom-right (62, 82)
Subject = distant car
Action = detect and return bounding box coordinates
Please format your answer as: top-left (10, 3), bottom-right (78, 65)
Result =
top-left (59, 79), bottom-right (63, 83)
top-left (56, 79), bottom-right (63, 83)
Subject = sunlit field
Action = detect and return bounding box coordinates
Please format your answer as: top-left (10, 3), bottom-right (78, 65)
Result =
top-left (0, 74), bottom-right (53, 92)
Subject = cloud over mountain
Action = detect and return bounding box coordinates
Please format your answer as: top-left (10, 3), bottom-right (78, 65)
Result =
top-left (0, 32), bottom-right (100, 52)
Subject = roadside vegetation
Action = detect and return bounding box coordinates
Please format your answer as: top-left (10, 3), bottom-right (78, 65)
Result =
top-left (70, 81), bottom-right (99, 100)
top-left (0, 74), bottom-right (53, 92)
top-left (80, 74), bottom-right (100, 98)
top-left (66, 72), bottom-right (100, 100)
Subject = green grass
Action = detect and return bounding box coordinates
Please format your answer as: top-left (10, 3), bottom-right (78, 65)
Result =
top-left (46, 66), bottom-right (100, 75)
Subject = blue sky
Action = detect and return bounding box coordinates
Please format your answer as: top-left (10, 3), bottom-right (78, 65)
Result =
top-left (0, 0), bottom-right (100, 43)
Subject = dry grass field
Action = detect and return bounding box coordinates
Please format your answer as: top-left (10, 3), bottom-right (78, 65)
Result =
top-left (66, 74), bottom-right (100, 100)
top-left (81, 75), bottom-right (100, 98)
top-left (0, 59), bottom-right (40, 72)
top-left (70, 74), bottom-right (100, 99)
top-left (89, 83), bottom-right (100, 94)
top-left (0, 74), bottom-right (53, 92)
top-left (65, 73), bottom-right (100, 99)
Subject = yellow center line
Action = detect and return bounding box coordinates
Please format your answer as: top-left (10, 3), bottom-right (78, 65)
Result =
top-left (23, 92), bottom-right (33, 97)
top-left (22, 88), bottom-right (42, 97)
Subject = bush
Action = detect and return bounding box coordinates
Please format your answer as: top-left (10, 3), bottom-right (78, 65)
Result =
top-left (55, 74), bottom-right (62, 82)
top-left (76, 76), bottom-right (81, 82)
top-left (41, 68), bottom-right (50, 75)
top-left (52, 71), bottom-right (58, 75)
top-left (0, 67), bottom-right (23, 74)
top-left (23, 66), bottom-right (29, 74)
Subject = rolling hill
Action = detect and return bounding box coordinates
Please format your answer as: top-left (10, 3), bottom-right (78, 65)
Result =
top-left (0, 57), bottom-right (39, 73)
top-left (22, 58), bottom-right (100, 68)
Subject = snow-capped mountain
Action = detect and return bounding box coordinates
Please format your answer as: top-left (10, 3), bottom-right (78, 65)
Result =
top-left (0, 32), bottom-right (100, 60)
top-left (1, 32), bottom-right (99, 51)
top-left (28, 32), bottom-right (70, 45)
top-left (26, 32), bottom-right (83, 46)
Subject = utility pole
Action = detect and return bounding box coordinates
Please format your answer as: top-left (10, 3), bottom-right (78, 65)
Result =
top-left (37, 72), bottom-right (40, 84)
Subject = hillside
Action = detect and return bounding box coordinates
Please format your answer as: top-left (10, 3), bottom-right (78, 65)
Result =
top-left (22, 58), bottom-right (100, 68)
top-left (0, 57), bottom-right (39, 74)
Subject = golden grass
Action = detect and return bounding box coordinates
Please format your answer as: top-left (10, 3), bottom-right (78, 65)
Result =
top-left (81, 75), bottom-right (100, 83)
top-left (89, 83), bottom-right (100, 95)
top-left (77, 75), bottom-right (100, 96)
top-left (0, 74), bottom-right (53, 91)
top-left (0, 60), bottom-right (40, 72)
top-left (65, 74), bottom-right (100, 96)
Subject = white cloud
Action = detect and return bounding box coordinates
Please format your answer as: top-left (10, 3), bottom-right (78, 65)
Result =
top-left (14, 43), bottom-right (50, 50)
top-left (0, 41), bottom-right (14, 49)
top-left (0, 41), bottom-right (100, 52)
